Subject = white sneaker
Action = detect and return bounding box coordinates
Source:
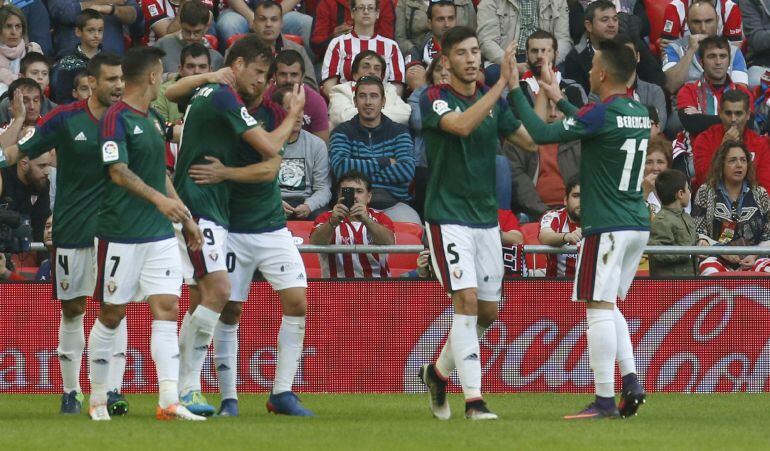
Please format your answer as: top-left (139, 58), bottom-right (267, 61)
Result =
top-left (88, 404), bottom-right (111, 421)
top-left (156, 403), bottom-right (207, 421)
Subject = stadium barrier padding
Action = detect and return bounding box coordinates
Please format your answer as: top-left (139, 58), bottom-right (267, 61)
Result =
top-left (1, 278), bottom-right (770, 394)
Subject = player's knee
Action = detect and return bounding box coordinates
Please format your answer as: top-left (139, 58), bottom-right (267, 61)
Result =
top-left (98, 303), bottom-right (126, 329)
top-left (279, 289), bottom-right (306, 316)
top-left (452, 289), bottom-right (478, 315)
top-left (61, 298), bottom-right (87, 318)
top-left (219, 302), bottom-right (242, 325)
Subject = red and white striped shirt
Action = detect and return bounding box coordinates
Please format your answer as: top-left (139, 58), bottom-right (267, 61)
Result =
top-left (313, 208), bottom-right (395, 278)
top-left (539, 208), bottom-right (579, 278)
top-left (662, 0), bottom-right (742, 43)
top-left (322, 31), bottom-right (405, 84)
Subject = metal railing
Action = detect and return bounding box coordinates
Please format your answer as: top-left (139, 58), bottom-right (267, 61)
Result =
top-left (27, 242), bottom-right (770, 256)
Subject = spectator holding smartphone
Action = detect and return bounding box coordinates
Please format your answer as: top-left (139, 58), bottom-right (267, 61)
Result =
top-left (310, 170), bottom-right (395, 278)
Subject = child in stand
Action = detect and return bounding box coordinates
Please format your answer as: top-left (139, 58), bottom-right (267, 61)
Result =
top-left (648, 169), bottom-right (698, 276)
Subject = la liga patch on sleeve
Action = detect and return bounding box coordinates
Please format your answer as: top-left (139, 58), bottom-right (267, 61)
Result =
top-left (102, 141), bottom-right (119, 162)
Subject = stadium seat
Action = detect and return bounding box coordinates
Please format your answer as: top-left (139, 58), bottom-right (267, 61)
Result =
top-left (226, 33), bottom-right (249, 49)
top-left (389, 222), bottom-right (424, 277)
top-left (283, 34), bottom-right (304, 46)
top-left (643, 0), bottom-right (669, 55)
top-left (520, 222), bottom-right (547, 276)
top-left (204, 34), bottom-right (219, 51)
top-left (286, 221), bottom-right (322, 278)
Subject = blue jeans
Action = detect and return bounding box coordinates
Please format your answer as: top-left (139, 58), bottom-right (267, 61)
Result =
top-left (282, 11), bottom-right (314, 62)
top-left (216, 9), bottom-right (250, 51)
top-left (495, 155), bottom-right (512, 210)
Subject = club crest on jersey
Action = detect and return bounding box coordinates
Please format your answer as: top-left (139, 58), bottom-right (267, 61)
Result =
top-left (209, 251), bottom-right (219, 262)
top-left (148, 4), bottom-right (159, 16)
top-left (663, 20), bottom-right (673, 33)
top-left (18, 127), bottom-right (35, 145)
top-left (452, 266), bottom-right (463, 279)
top-left (432, 99), bottom-right (451, 115)
top-left (107, 279), bottom-right (117, 295)
top-left (59, 278), bottom-right (69, 291)
top-left (102, 141), bottom-right (119, 162)
top-left (241, 107), bottom-right (258, 126)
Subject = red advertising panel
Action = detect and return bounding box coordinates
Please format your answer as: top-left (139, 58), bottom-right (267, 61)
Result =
top-left (1, 279), bottom-right (769, 393)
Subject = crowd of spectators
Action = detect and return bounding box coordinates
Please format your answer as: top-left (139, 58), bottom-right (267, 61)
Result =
top-left (3, 0), bottom-right (770, 279)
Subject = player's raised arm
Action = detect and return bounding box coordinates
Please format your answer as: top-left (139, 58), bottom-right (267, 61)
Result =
top-left (164, 67), bottom-right (236, 103)
top-left (431, 43), bottom-right (514, 138)
top-left (241, 84), bottom-right (305, 158)
top-left (0, 90), bottom-right (29, 166)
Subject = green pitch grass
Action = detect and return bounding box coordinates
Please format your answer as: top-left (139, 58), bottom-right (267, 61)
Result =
top-left (1, 394), bottom-right (769, 450)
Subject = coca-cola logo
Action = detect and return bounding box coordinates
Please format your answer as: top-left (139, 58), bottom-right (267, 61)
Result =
top-left (404, 285), bottom-right (770, 393)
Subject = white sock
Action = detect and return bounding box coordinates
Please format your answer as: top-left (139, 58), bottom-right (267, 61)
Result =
top-left (587, 308), bottom-right (617, 398)
top-left (107, 317), bottom-right (127, 393)
top-left (177, 311), bottom-right (191, 386)
top-left (273, 315), bottom-right (305, 394)
top-left (214, 321), bottom-right (239, 401)
top-left (435, 323), bottom-right (487, 380)
top-left (450, 314), bottom-right (482, 400)
top-left (88, 319), bottom-right (117, 406)
top-left (179, 306), bottom-right (219, 396)
top-left (614, 307), bottom-right (636, 376)
top-left (151, 320), bottom-right (180, 408)
top-left (58, 312), bottom-right (85, 394)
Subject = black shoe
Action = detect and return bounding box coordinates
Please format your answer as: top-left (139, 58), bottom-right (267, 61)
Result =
top-left (107, 391), bottom-right (129, 416)
top-left (59, 391), bottom-right (83, 414)
top-left (618, 385), bottom-right (646, 418)
top-left (418, 364), bottom-right (450, 420)
top-left (564, 402), bottom-right (621, 420)
top-left (464, 399), bottom-right (498, 420)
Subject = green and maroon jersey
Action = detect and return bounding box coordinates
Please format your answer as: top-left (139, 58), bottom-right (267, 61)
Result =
top-left (174, 83), bottom-right (257, 227)
top-left (98, 101), bottom-right (173, 242)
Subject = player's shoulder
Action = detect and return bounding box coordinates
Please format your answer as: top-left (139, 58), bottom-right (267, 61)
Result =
top-left (420, 84), bottom-right (454, 112)
top-left (41, 99), bottom-right (88, 124)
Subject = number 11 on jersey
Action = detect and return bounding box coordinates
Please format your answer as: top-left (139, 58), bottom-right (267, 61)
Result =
top-left (619, 138), bottom-right (648, 192)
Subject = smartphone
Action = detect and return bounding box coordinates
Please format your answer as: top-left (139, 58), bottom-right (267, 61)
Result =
top-left (341, 187), bottom-right (355, 209)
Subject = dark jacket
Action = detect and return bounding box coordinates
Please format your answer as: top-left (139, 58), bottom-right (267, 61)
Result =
top-left (563, 36), bottom-right (665, 94)
top-left (504, 139), bottom-right (581, 218)
top-left (329, 114), bottom-right (416, 201)
top-left (648, 205), bottom-right (698, 276)
top-left (742, 0), bottom-right (770, 67)
top-left (51, 46), bottom-right (96, 104)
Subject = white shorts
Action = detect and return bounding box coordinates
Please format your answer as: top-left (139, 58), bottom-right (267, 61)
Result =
top-left (227, 227), bottom-right (307, 302)
top-left (52, 247), bottom-right (96, 301)
top-left (425, 222), bottom-right (504, 302)
top-left (572, 230), bottom-right (649, 303)
top-left (175, 217), bottom-right (229, 284)
top-left (94, 237), bottom-right (183, 305)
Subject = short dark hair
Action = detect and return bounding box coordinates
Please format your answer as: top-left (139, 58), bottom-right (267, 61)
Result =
top-left (225, 34), bottom-right (273, 67)
top-left (121, 46), bottom-right (166, 83)
top-left (585, 0), bottom-right (616, 23)
top-left (614, 33), bottom-right (640, 53)
top-left (271, 49), bottom-right (305, 78)
top-left (655, 169), bottom-right (689, 205)
top-left (525, 29), bottom-right (557, 53)
top-left (72, 69), bottom-right (89, 88)
top-left (179, 0), bottom-right (210, 27)
top-left (271, 85), bottom-right (293, 106)
top-left (8, 78), bottom-right (41, 100)
top-left (349, 0), bottom-right (378, 11)
top-left (338, 170), bottom-right (372, 192)
top-left (697, 35), bottom-right (731, 61)
top-left (351, 50), bottom-right (386, 78)
top-left (720, 88), bottom-right (750, 111)
top-left (87, 53), bottom-right (122, 78)
top-left (565, 175), bottom-right (580, 197)
top-left (180, 42), bottom-right (211, 66)
top-left (441, 26), bottom-right (477, 55)
top-left (255, 0), bottom-right (282, 14)
top-left (595, 39), bottom-right (637, 85)
top-left (76, 8), bottom-right (104, 29)
top-left (355, 75), bottom-right (385, 97)
top-left (20, 53), bottom-right (51, 74)
top-left (427, 0), bottom-right (455, 20)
